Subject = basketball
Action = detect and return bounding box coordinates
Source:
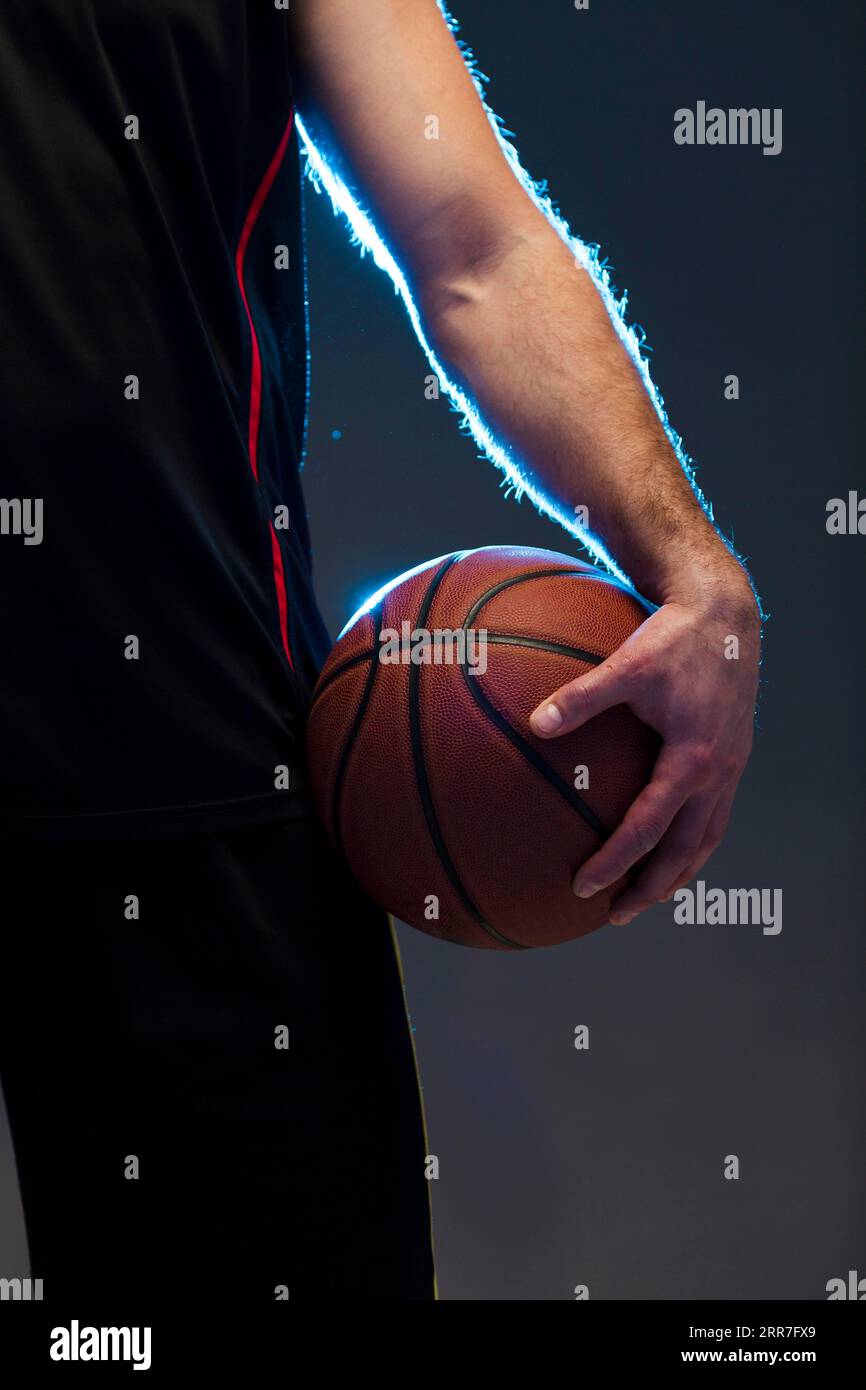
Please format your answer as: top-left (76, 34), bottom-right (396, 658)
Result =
top-left (307, 546), bottom-right (660, 949)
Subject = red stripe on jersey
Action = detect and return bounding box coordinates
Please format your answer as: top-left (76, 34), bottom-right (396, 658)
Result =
top-left (235, 108), bottom-right (296, 671)
top-left (269, 521), bottom-right (292, 670)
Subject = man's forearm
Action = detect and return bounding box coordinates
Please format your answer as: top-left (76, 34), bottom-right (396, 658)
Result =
top-left (421, 217), bottom-right (759, 622)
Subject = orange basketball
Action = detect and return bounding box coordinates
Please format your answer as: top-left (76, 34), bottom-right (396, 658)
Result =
top-left (307, 546), bottom-right (660, 949)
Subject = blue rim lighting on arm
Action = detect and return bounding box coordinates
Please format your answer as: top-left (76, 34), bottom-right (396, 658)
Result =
top-left (295, 111), bottom-right (631, 589)
top-left (295, 1), bottom-right (755, 608)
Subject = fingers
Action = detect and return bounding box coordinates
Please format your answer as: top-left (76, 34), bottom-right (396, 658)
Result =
top-left (658, 785), bottom-right (737, 901)
top-left (605, 791), bottom-right (718, 924)
top-left (571, 746), bottom-right (694, 899)
top-left (608, 782), bottom-right (738, 924)
top-left (529, 651), bottom-right (634, 737)
top-left (527, 600), bottom-right (756, 925)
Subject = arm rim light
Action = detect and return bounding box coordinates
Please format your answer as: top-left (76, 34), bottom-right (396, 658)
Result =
top-left (295, 1), bottom-right (754, 603)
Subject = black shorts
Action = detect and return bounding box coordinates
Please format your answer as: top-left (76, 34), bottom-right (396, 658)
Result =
top-left (0, 816), bottom-right (436, 1303)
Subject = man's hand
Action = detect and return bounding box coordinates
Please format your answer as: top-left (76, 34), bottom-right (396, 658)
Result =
top-left (530, 579), bottom-right (761, 924)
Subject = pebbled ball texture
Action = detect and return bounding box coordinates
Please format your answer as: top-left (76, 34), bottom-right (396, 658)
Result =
top-left (307, 546), bottom-right (660, 950)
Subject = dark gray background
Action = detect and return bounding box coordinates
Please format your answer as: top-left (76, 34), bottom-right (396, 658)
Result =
top-left (2, 0), bottom-right (863, 1300)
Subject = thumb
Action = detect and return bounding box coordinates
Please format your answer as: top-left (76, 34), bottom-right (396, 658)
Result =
top-left (529, 656), bottom-right (631, 737)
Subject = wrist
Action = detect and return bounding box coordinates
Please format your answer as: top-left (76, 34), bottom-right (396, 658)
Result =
top-left (654, 549), bottom-right (761, 631)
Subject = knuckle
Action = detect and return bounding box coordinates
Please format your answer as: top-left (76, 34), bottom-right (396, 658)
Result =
top-left (632, 819), bottom-right (666, 855)
top-left (571, 678), bottom-right (597, 712)
top-left (558, 679), bottom-right (593, 719)
top-left (685, 744), bottom-right (716, 780)
top-left (615, 650), bottom-right (648, 694)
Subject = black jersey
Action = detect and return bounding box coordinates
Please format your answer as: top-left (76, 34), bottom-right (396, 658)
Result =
top-left (0, 0), bottom-right (330, 840)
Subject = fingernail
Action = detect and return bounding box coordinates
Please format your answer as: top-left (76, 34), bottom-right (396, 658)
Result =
top-left (574, 881), bottom-right (599, 899)
top-left (609, 911), bottom-right (636, 926)
top-left (531, 703), bottom-right (563, 734)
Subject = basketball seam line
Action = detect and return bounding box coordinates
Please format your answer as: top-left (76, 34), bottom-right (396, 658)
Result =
top-left (461, 571), bottom-right (613, 838)
top-left (313, 647), bottom-right (376, 700)
top-left (409, 556), bottom-right (526, 951)
top-left (312, 632), bottom-right (602, 704)
top-left (484, 632), bottom-right (605, 665)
